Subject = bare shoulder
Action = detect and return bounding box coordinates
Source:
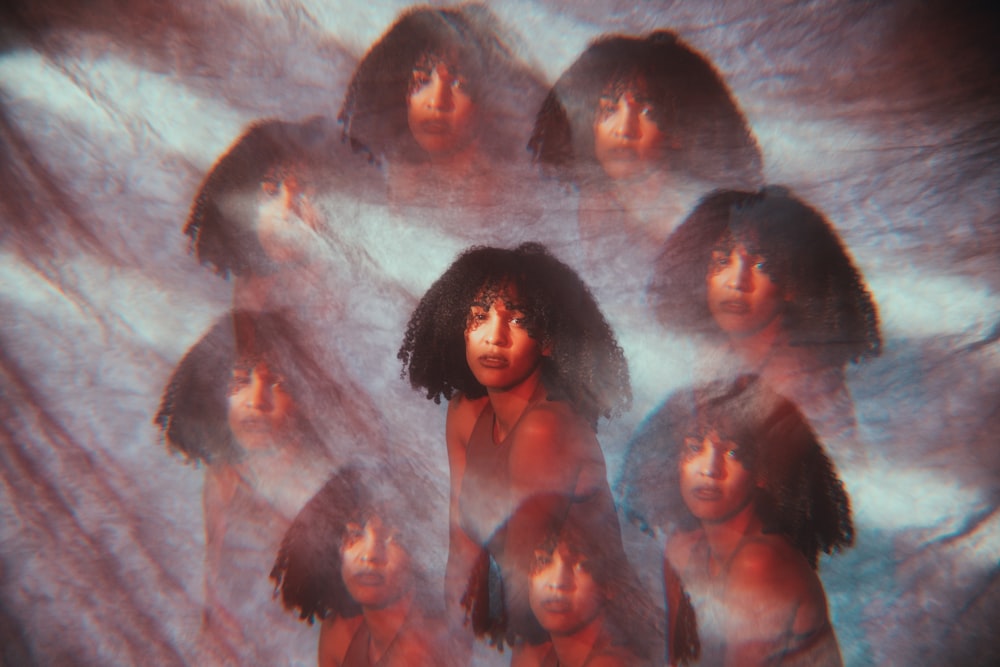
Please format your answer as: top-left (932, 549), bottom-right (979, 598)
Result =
top-left (318, 615), bottom-right (363, 667)
top-left (446, 393), bottom-right (489, 445)
top-left (729, 535), bottom-right (832, 634)
top-left (511, 400), bottom-right (594, 455)
top-left (665, 528), bottom-right (703, 572)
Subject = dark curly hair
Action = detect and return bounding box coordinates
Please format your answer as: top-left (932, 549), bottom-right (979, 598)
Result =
top-left (270, 464), bottom-right (438, 624)
top-left (619, 375), bottom-right (854, 569)
top-left (528, 31), bottom-right (762, 189)
top-left (183, 116), bottom-right (343, 278)
top-left (652, 186), bottom-right (882, 367)
top-left (338, 4), bottom-right (541, 165)
top-left (153, 310), bottom-right (331, 465)
top-left (397, 242), bottom-right (631, 427)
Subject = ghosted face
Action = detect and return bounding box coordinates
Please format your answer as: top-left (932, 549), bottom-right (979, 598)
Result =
top-left (678, 429), bottom-right (756, 524)
top-left (464, 285), bottom-right (547, 393)
top-left (340, 515), bottom-right (413, 610)
top-left (255, 170), bottom-right (321, 265)
top-left (529, 544), bottom-right (605, 637)
top-left (227, 359), bottom-right (296, 451)
top-left (592, 78), bottom-right (666, 182)
top-left (706, 243), bottom-right (786, 339)
top-left (407, 54), bottom-right (478, 158)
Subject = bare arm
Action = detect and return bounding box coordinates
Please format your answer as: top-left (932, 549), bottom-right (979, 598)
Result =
top-left (444, 395), bottom-right (488, 650)
top-left (722, 539), bottom-right (842, 667)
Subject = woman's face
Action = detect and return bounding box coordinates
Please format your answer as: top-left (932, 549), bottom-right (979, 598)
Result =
top-left (340, 515), bottom-right (413, 610)
top-left (227, 359), bottom-right (297, 451)
top-left (255, 170), bottom-right (321, 265)
top-left (529, 543), bottom-right (605, 637)
top-left (592, 78), bottom-right (666, 182)
top-left (706, 243), bottom-right (786, 339)
top-left (407, 55), bottom-right (478, 158)
top-left (464, 285), bottom-right (548, 393)
top-left (678, 429), bottom-right (756, 524)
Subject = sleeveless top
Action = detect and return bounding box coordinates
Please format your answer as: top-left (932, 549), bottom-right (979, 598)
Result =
top-left (458, 399), bottom-right (514, 553)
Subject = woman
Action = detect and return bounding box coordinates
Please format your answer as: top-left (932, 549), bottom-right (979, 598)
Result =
top-left (505, 494), bottom-right (677, 667)
top-left (183, 116), bottom-right (376, 311)
top-left (651, 186), bottom-right (881, 447)
top-left (155, 310), bottom-right (379, 664)
top-left (529, 31), bottom-right (762, 249)
top-left (339, 4), bottom-right (546, 216)
top-left (398, 243), bottom-right (631, 658)
top-left (271, 465), bottom-right (451, 667)
top-left (620, 376), bottom-right (854, 666)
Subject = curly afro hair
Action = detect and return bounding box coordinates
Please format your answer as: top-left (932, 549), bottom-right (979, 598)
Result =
top-left (620, 375), bottom-right (854, 569)
top-left (154, 310), bottom-right (331, 465)
top-left (339, 4), bottom-right (541, 165)
top-left (652, 186), bottom-right (882, 367)
top-left (528, 31), bottom-right (762, 189)
top-left (183, 116), bottom-right (343, 278)
top-left (398, 242), bottom-right (631, 428)
top-left (269, 464), bottom-right (437, 623)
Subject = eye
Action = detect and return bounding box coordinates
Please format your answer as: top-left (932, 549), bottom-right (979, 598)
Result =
top-left (710, 251), bottom-right (730, 268)
top-left (343, 522), bottom-right (364, 546)
top-left (683, 437), bottom-right (704, 456)
top-left (229, 370), bottom-right (251, 392)
top-left (597, 97), bottom-right (618, 119)
top-left (533, 550), bottom-right (553, 570)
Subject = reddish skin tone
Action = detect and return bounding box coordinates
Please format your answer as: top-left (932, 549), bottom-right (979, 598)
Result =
top-left (445, 289), bottom-right (610, 666)
top-left (706, 244), bottom-right (790, 364)
top-left (318, 516), bottom-right (420, 667)
top-left (227, 361), bottom-right (296, 453)
top-left (666, 434), bottom-right (842, 667)
top-left (592, 86), bottom-right (667, 183)
top-left (407, 60), bottom-right (478, 162)
top-left (529, 546), bottom-right (606, 667)
top-left (679, 430), bottom-right (757, 525)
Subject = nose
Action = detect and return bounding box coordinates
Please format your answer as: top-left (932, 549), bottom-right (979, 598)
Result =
top-left (724, 255), bottom-right (752, 292)
top-left (426, 72), bottom-right (454, 112)
top-left (247, 373), bottom-right (274, 412)
top-left (612, 100), bottom-right (640, 140)
top-left (701, 442), bottom-right (725, 479)
top-left (545, 558), bottom-right (574, 591)
top-left (359, 527), bottom-right (387, 564)
top-left (482, 313), bottom-right (510, 347)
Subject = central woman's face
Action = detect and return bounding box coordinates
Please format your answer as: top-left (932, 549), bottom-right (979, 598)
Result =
top-left (529, 544), bottom-right (604, 637)
top-left (464, 286), bottom-right (547, 393)
top-left (592, 78), bottom-right (666, 182)
top-left (227, 359), bottom-right (296, 451)
top-left (706, 243), bottom-right (786, 339)
top-left (407, 55), bottom-right (478, 157)
top-left (340, 515), bottom-right (413, 610)
top-left (678, 429), bottom-right (756, 524)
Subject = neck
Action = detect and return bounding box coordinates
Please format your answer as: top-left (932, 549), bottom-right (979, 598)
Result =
top-left (728, 317), bottom-right (787, 368)
top-left (487, 366), bottom-right (544, 443)
top-left (700, 502), bottom-right (762, 576)
top-left (427, 139), bottom-right (480, 173)
top-left (608, 170), bottom-right (689, 244)
top-left (362, 590), bottom-right (413, 663)
top-left (550, 613), bottom-right (605, 667)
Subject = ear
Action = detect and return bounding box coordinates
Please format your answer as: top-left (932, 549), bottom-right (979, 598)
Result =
top-left (540, 339), bottom-right (553, 357)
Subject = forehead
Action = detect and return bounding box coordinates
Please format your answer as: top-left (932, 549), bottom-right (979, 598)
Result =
top-left (471, 281), bottom-right (527, 308)
top-left (601, 72), bottom-right (652, 99)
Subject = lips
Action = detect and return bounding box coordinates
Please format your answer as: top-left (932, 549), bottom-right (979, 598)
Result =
top-left (352, 572), bottom-right (386, 587)
top-left (419, 119), bottom-right (452, 135)
top-left (718, 300), bottom-right (750, 314)
top-left (538, 597), bottom-right (571, 614)
top-left (477, 355), bottom-right (509, 369)
top-left (236, 417), bottom-right (274, 433)
top-left (691, 486), bottom-right (723, 501)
